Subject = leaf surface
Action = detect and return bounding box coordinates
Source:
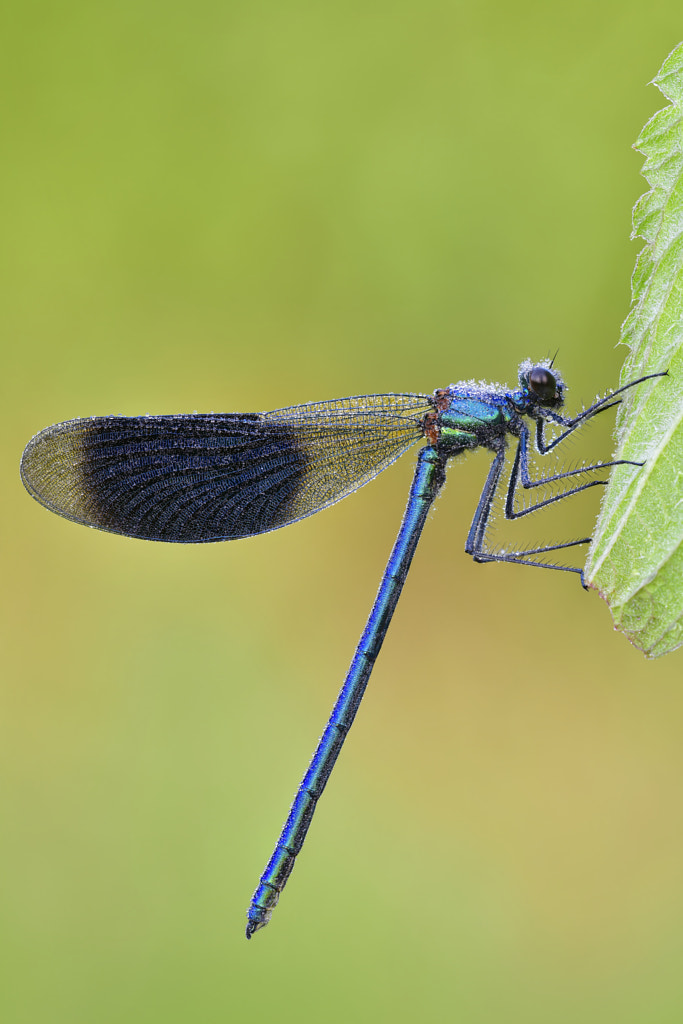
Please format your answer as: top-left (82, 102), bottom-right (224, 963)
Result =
top-left (586, 42), bottom-right (683, 657)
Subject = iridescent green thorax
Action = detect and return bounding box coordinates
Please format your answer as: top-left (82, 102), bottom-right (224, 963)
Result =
top-left (437, 394), bottom-right (513, 452)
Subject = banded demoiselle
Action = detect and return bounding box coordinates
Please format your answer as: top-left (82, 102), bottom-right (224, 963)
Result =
top-left (20, 360), bottom-right (664, 937)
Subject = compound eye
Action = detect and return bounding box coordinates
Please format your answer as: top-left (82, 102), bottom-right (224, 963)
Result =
top-left (528, 366), bottom-right (557, 402)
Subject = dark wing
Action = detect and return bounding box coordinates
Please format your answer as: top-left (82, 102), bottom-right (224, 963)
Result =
top-left (20, 393), bottom-right (431, 542)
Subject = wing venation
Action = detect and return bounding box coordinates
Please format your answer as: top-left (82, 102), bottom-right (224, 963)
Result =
top-left (20, 393), bottom-right (430, 541)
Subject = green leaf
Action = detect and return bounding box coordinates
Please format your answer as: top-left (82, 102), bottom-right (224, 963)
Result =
top-left (585, 42), bottom-right (683, 658)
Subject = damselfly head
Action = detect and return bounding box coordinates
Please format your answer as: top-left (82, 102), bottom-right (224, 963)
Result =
top-left (518, 359), bottom-right (565, 409)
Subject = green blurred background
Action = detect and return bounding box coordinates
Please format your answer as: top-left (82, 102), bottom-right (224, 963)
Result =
top-left (3, 3), bottom-right (683, 1022)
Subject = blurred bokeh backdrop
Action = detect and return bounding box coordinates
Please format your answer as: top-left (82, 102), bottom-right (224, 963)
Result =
top-left (3, 4), bottom-right (683, 1023)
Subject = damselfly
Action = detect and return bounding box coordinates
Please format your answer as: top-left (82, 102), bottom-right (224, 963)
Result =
top-left (20, 360), bottom-right (664, 937)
